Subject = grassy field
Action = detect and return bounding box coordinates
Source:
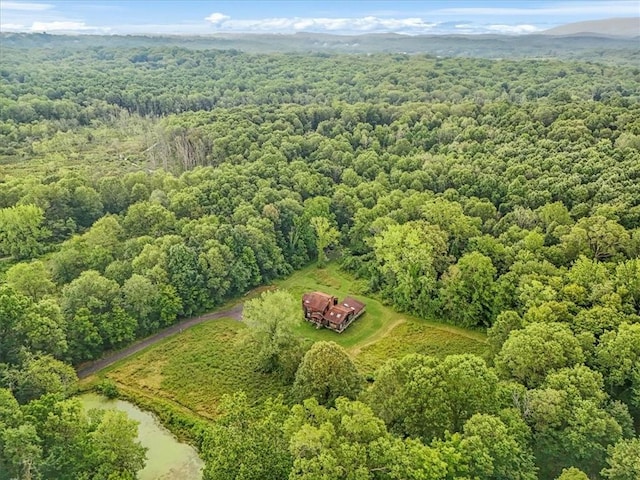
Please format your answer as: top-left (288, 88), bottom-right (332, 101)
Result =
top-left (104, 318), bottom-right (289, 418)
top-left (96, 262), bottom-right (488, 417)
top-left (354, 321), bottom-right (489, 375)
top-left (277, 263), bottom-right (488, 373)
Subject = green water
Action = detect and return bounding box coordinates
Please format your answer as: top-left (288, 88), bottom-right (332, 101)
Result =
top-left (79, 393), bottom-right (203, 480)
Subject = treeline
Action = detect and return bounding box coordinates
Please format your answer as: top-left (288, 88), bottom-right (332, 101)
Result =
top-left (2, 46), bottom-right (639, 127)
top-left (1, 43), bottom-right (639, 479)
top-left (3, 98), bottom-right (639, 245)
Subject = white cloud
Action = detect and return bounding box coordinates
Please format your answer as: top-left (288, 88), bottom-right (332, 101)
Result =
top-left (487, 24), bottom-right (541, 34)
top-left (1, 1), bottom-right (116, 34)
top-left (0, 1), bottom-right (52, 11)
top-left (113, 22), bottom-right (216, 35)
top-left (204, 13), bottom-right (437, 34)
top-left (31, 20), bottom-right (90, 31)
top-left (0, 22), bottom-right (26, 30)
top-left (204, 12), bottom-right (229, 25)
top-left (444, 22), bottom-right (542, 35)
top-left (29, 20), bottom-right (110, 33)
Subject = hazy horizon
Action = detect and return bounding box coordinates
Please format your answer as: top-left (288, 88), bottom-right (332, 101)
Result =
top-left (1, 0), bottom-right (639, 36)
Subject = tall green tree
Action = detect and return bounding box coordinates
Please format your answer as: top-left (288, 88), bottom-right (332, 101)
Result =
top-left (597, 322), bottom-right (640, 410)
top-left (310, 216), bottom-right (339, 267)
top-left (292, 341), bottom-right (362, 406)
top-left (487, 310), bottom-right (523, 355)
top-left (0, 423), bottom-right (42, 480)
top-left (0, 285), bottom-right (29, 364)
top-left (525, 366), bottom-right (631, 478)
top-left (201, 392), bottom-right (292, 480)
top-left (421, 198), bottom-right (481, 256)
top-left (556, 467), bottom-right (590, 480)
top-left (439, 251), bottom-right (497, 327)
top-left (61, 270), bottom-right (120, 318)
top-left (495, 322), bottom-right (585, 388)
top-left (120, 274), bottom-right (181, 335)
top-left (166, 242), bottom-right (209, 316)
top-left (243, 289), bottom-right (304, 378)
top-left (562, 216), bottom-right (630, 262)
top-left (84, 410), bottom-right (147, 480)
top-left (365, 354), bottom-right (498, 442)
top-left (0, 204), bottom-right (50, 260)
top-left (284, 397), bottom-right (448, 480)
top-left (404, 354), bottom-right (499, 441)
top-left (7, 354), bottom-right (77, 404)
top-left (122, 201), bottom-right (177, 237)
top-left (17, 299), bottom-right (68, 359)
top-left (361, 354), bottom-right (429, 435)
top-left (372, 220), bottom-right (448, 316)
top-left (601, 438), bottom-right (640, 480)
top-left (66, 308), bottom-right (104, 363)
top-left (615, 259), bottom-right (640, 314)
top-left (5, 261), bottom-right (55, 301)
top-left (452, 413), bottom-right (538, 480)
top-left (17, 393), bottom-right (148, 480)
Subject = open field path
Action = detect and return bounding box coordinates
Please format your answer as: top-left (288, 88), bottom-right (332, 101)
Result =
top-left (347, 317), bottom-right (407, 357)
top-left (76, 303), bottom-right (243, 379)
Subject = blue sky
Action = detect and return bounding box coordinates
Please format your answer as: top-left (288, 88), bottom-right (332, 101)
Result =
top-left (1, 1), bottom-right (638, 35)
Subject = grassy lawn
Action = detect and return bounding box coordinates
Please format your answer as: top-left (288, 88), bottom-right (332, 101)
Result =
top-left (354, 321), bottom-right (489, 375)
top-left (276, 263), bottom-right (386, 349)
top-left (105, 318), bottom-right (289, 418)
top-left (276, 263), bottom-right (488, 373)
top-left (98, 262), bottom-right (488, 417)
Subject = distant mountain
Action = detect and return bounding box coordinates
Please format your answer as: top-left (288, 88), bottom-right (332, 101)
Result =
top-left (1, 30), bottom-right (638, 65)
top-left (542, 17), bottom-right (639, 37)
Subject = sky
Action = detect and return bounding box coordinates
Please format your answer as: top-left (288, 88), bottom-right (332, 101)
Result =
top-left (1, 0), bottom-right (639, 36)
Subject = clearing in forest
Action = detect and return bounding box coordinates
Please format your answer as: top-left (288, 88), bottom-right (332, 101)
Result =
top-left (95, 263), bottom-right (488, 418)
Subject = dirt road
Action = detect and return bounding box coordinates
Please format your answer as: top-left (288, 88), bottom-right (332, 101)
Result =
top-left (76, 303), bottom-right (243, 379)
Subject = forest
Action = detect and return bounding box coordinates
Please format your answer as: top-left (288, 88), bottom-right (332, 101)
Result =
top-left (1, 32), bottom-right (640, 480)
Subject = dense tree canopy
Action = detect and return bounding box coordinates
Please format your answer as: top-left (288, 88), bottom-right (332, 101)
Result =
top-left (1, 33), bottom-right (639, 480)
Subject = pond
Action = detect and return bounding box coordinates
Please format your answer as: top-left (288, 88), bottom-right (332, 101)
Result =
top-left (79, 393), bottom-right (203, 480)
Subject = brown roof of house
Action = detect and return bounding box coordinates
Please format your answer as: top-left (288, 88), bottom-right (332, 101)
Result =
top-left (303, 292), bottom-right (335, 313)
top-left (325, 304), bottom-right (353, 325)
top-left (341, 297), bottom-right (365, 315)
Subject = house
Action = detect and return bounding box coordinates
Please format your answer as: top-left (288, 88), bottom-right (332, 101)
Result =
top-left (302, 291), bottom-right (337, 323)
top-left (302, 292), bottom-right (366, 333)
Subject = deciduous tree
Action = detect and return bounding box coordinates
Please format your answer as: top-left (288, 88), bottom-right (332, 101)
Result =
top-left (439, 251), bottom-right (497, 327)
top-left (372, 221), bottom-right (448, 316)
top-left (310, 216), bottom-right (339, 267)
top-left (243, 289), bottom-right (304, 378)
top-left (5, 261), bottom-right (55, 301)
top-left (293, 341), bottom-right (362, 406)
top-left (601, 438), bottom-right (640, 480)
top-left (0, 204), bottom-right (50, 260)
top-left (495, 322), bottom-right (584, 388)
top-left (597, 323), bottom-right (640, 409)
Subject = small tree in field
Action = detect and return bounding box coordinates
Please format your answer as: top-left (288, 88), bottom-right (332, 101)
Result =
top-left (243, 290), bottom-right (304, 380)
